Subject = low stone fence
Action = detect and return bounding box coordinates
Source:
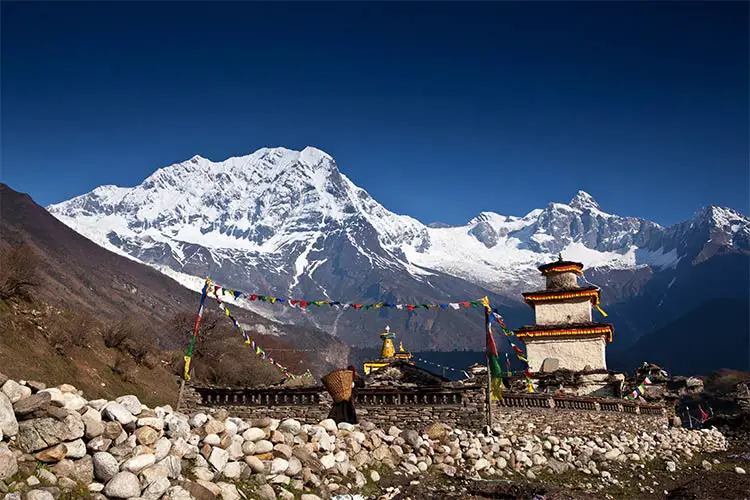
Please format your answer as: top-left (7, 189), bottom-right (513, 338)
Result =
top-left (496, 391), bottom-right (665, 415)
top-left (183, 383), bottom-right (668, 432)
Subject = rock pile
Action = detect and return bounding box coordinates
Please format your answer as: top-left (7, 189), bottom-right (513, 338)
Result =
top-left (0, 376), bottom-right (731, 499)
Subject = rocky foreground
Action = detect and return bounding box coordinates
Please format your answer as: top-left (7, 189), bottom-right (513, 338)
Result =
top-left (0, 376), bottom-right (741, 500)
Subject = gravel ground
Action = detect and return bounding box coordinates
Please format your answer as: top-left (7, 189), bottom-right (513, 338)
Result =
top-left (382, 450), bottom-right (750, 500)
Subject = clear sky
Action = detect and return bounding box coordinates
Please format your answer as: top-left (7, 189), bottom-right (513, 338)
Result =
top-left (2, 1), bottom-right (747, 227)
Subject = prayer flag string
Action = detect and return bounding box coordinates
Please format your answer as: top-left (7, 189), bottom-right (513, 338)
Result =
top-left (212, 287), bottom-right (297, 379)
top-left (488, 307), bottom-right (535, 393)
top-left (209, 281), bottom-right (486, 313)
top-left (624, 376), bottom-right (652, 400)
top-left (183, 278), bottom-right (525, 386)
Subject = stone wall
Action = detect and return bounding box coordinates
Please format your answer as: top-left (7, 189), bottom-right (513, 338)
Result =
top-left (546, 272), bottom-right (579, 289)
top-left (180, 385), bottom-right (332, 423)
top-left (524, 335), bottom-right (607, 372)
top-left (182, 385), bottom-right (487, 431)
top-left (356, 386), bottom-right (486, 430)
top-left (183, 382), bottom-right (668, 433)
top-left (534, 298), bottom-right (592, 325)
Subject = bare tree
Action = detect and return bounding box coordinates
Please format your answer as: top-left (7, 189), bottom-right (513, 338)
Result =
top-left (0, 244), bottom-right (39, 300)
top-left (169, 310), bottom-right (220, 358)
top-left (54, 310), bottom-right (99, 350)
top-left (102, 321), bottom-right (132, 349)
top-left (102, 318), bottom-right (159, 367)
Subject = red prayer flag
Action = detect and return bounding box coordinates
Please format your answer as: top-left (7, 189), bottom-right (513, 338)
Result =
top-left (699, 405), bottom-right (708, 422)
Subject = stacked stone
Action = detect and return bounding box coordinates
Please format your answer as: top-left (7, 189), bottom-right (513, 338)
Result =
top-left (0, 374), bottom-right (734, 500)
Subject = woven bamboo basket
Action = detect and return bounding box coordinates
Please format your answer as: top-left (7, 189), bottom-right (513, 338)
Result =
top-left (322, 369), bottom-right (353, 403)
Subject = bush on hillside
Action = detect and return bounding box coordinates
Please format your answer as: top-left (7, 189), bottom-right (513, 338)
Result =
top-left (112, 352), bottom-right (137, 383)
top-left (169, 310), bottom-right (221, 358)
top-left (53, 309), bottom-right (99, 351)
top-left (0, 244), bottom-right (39, 301)
top-left (168, 310), bottom-right (284, 387)
top-left (199, 341), bottom-right (286, 387)
top-left (102, 318), bottom-right (159, 367)
top-left (704, 369), bottom-right (750, 395)
top-left (102, 321), bottom-right (132, 349)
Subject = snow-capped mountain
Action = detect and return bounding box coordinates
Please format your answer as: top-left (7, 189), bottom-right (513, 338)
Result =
top-left (48, 147), bottom-right (750, 351)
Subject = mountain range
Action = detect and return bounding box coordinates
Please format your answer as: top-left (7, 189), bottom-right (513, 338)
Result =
top-left (45, 147), bottom-right (750, 371)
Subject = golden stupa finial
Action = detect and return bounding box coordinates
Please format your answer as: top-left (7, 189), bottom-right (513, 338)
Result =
top-left (380, 324), bottom-right (396, 359)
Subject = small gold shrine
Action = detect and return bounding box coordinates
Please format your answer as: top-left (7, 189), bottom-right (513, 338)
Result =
top-left (363, 325), bottom-right (413, 375)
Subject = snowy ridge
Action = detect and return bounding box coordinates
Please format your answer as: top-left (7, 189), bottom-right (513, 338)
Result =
top-left (49, 146), bottom-right (750, 300)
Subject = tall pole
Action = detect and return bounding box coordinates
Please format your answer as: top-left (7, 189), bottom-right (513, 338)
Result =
top-left (486, 353), bottom-right (493, 429)
top-left (485, 307), bottom-right (493, 430)
top-left (176, 379), bottom-right (186, 413)
top-left (177, 278), bottom-right (210, 412)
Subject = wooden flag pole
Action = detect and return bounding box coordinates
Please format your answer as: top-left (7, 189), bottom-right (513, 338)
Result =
top-left (486, 355), bottom-right (493, 429)
top-left (485, 307), bottom-right (493, 430)
top-left (176, 277), bottom-right (210, 413)
top-left (176, 378), bottom-right (186, 413)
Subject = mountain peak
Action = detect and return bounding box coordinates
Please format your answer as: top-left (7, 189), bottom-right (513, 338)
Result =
top-left (298, 146), bottom-right (334, 168)
top-left (569, 190), bottom-right (601, 211)
top-left (694, 205), bottom-right (750, 231)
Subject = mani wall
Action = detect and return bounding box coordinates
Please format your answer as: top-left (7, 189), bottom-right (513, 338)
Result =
top-left (182, 380), bottom-right (669, 435)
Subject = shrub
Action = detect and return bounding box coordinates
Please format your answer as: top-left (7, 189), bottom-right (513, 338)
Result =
top-left (52, 309), bottom-right (99, 353)
top-left (102, 321), bottom-right (130, 349)
top-left (169, 310), bottom-right (221, 358)
top-left (112, 353), bottom-right (136, 382)
top-left (123, 329), bottom-right (157, 366)
top-left (0, 244), bottom-right (39, 301)
top-left (166, 310), bottom-right (291, 387)
top-left (140, 351), bottom-right (159, 370)
top-left (102, 318), bottom-right (159, 367)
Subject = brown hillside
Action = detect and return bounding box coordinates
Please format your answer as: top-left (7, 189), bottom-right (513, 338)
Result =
top-left (0, 183), bottom-right (347, 403)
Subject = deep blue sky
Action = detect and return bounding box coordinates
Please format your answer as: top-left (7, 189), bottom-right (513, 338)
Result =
top-left (2, 1), bottom-right (748, 226)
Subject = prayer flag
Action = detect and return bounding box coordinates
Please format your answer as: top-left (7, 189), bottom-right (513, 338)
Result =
top-left (483, 298), bottom-right (503, 401)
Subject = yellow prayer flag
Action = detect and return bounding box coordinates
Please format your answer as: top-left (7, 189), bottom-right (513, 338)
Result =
top-left (480, 296), bottom-right (490, 309)
top-left (490, 377), bottom-right (504, 401)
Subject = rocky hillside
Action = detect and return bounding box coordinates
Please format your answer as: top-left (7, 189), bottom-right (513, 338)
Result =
top-left (0, 376), bottom-right (747, 500)
top-left (614, 297), bottom-right (750, 375)
top-left (0, 184), bottom-right (349, 396)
